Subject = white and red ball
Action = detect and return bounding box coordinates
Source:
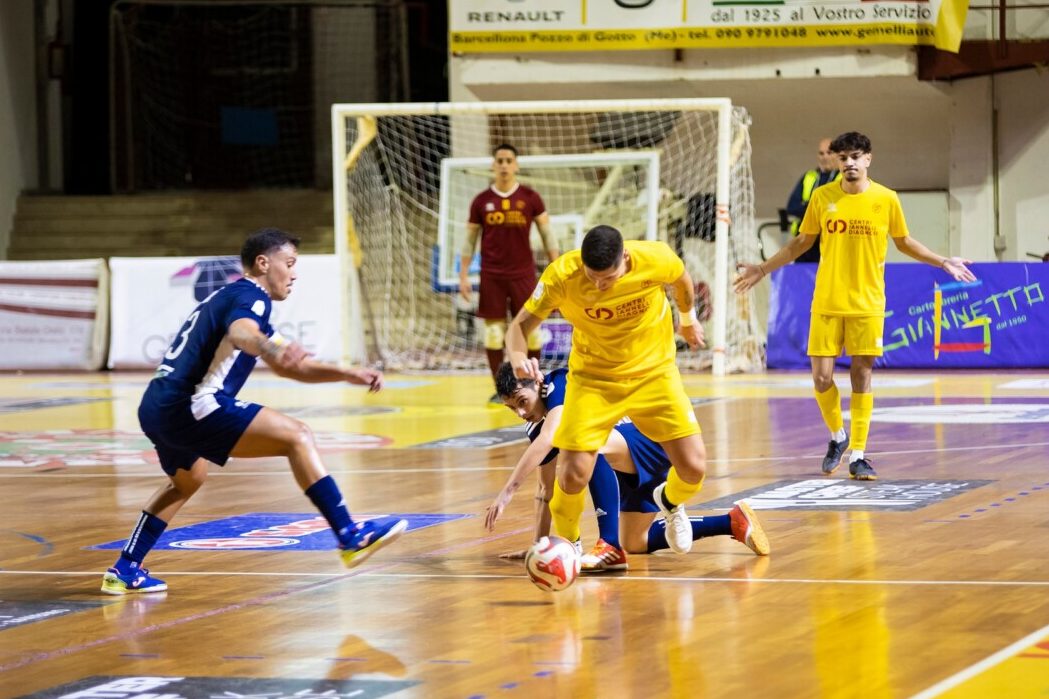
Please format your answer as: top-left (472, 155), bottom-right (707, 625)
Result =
top-left (524, 535), bottom-right (581, 592)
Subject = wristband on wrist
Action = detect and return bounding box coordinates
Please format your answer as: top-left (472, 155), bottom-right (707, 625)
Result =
top-left (679, 308), bottom-right (699, 327)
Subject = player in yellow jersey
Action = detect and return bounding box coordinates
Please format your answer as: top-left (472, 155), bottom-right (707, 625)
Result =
top-left (505, 224), bottom-right (706, 554)
top-left (734, 132), bottom-right (976, 480)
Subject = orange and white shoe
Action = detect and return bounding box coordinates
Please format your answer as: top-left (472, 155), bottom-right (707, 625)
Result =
top-left (580, 539), bottom-right (629, 572)
top-left (729, 500), bottom-right (770, 556)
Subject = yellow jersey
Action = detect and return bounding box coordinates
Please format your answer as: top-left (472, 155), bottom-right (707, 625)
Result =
top-left (525, 240), bottom-right (683, 379)
top-left (800, 180), bottom-right (909, 316)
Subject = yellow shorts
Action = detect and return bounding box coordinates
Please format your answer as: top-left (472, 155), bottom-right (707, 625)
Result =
top-left (807, 313), bottom-right (884, 357)
top-left (552, 365), bottom-right (700, 453)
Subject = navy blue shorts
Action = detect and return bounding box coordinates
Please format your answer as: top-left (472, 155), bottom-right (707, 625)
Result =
top-left (608, 434), bottom-right (672, 513)
top-left (139, 389), bottom-right (262, 476)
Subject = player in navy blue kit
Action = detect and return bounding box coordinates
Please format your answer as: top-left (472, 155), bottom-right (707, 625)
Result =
top-left (101, 228), bottom-right (406, 595)
top-left (483, 363), bottom-right (770, 571)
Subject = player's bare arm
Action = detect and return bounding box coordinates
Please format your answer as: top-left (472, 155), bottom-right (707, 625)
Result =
top-left (734, 234), bottom-right (818, 293)
top-left (459, 222), bottom-right (482, 300)
top-left (506, 307), bottom-right (543, 380)
top-left (484, 404), bottom-right (563, 532)
top-left (534, 212), bottom-right (559, 263)
top-left (669, 269), bottom-right (706, 350)
top-left (229, 318), bottom-right (309, 371)
top-left (230, 318), bottom-right (383, 391)
top-left (270, 357), bottom-right (383, 392)
top-left (892, 235), bottom-right (977, 283)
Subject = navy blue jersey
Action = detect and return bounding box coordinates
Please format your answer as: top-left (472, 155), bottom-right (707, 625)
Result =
top-left (526, 368), bottom-right (568, 465)
top-left (148, 278), bottom-right (278, 405)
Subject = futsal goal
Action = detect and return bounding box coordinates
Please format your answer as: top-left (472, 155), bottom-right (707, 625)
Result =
top-left (331, 99), bottom-right (763, 375)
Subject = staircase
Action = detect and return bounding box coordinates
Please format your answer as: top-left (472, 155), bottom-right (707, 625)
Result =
top-left (6, 189), bottom-right (335, 260)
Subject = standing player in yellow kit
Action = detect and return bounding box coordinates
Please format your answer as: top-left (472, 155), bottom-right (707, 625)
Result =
top-left (734, 132), bottom-right (975, 480)
top-left (505, 224), bottom-right (707, 554)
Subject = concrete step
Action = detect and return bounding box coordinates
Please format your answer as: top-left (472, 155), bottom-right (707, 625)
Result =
top-left (8, 191), bottom-right (335, 260)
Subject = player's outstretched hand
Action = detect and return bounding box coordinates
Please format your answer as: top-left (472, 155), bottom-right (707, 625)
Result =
top-left (943, 257), bottom-right (977, 283)
top-left (512, 356), bottom-right (541, 382)
top-left (484, 490), bottom-right (513, 531)
top-left (679, 322), bottom-right (706, 350)
top-left (349, 367), bottom-right (384, 392)
top-left (733, 262), bottom-right (766, 293)
top-left (498, 549), bottom-right (528, 560)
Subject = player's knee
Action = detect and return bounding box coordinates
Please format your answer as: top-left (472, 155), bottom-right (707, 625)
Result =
top-left (526, 327), bottom-right (543, 352)
top-left (622, 531), bottom-right (650, 554)
top-left (285, 419), bottom-right (315, 451)
top-left (483, 321), bottom-right (505, 350)
top-left (560, 469), bottom-right (589, 493)
top-left (812, 373), bottom-right (835, 393)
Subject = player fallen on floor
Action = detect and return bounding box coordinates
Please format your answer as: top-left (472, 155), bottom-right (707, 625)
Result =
top-left (483, 362), bottom-right (770, 572)
top-left (100, 228), bottom-right (406, 595)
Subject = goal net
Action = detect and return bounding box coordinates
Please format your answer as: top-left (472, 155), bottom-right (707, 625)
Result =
top-left (332, 99), bottom-right (763, 375)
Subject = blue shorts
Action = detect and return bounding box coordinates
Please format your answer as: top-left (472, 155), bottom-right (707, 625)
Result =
top-left (138, 384), bottom-right (262, 476)
top-left (611, 423), bottom-right (672, 513)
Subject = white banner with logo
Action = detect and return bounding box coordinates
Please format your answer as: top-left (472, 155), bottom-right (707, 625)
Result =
top-left (449, 0), bottom-right (968, 52)
top-left (108, 255), bottom-right (344, 369)
top-left (0, 259), bottom-right (108, 370)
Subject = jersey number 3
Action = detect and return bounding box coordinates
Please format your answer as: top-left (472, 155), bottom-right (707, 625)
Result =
top-left (165, 310), bottom-right (201, 361)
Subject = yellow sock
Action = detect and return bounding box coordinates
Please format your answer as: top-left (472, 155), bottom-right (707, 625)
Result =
top-left (814, 384), bottom-right (844, 434)
top-left (849, 392), bottom-right (874, 451)
top-left (549, 481), bottom-right (585, 543)
top-left (663, 467), bottom-right (704, 508)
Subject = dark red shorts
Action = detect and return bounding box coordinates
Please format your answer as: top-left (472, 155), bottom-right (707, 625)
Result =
top-left (477, 273), bottom-right (538, 321)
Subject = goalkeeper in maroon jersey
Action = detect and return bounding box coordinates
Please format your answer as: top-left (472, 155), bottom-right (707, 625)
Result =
top-left (459, 143), bottom-right (559, 403)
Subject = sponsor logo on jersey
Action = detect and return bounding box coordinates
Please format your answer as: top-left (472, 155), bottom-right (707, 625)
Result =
top-left (584, 307), bottom-right (614, 320)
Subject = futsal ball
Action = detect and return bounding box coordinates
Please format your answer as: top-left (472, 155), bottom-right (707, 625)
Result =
top-left (524, 535), bottom-right (581, 592)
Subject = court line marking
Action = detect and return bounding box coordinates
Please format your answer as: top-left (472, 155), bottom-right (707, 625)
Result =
top-left (909, 621), bottom-right (1049, 699)
top-left (3, 437), bottom-right (1049, 478)
top-left (4, 569), bottom-right (1049, 587)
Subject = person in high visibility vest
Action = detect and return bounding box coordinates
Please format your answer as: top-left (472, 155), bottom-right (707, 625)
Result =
top-left (785, 138), bottom-right (840, 263)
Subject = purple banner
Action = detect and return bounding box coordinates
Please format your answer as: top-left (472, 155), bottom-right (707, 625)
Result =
top-left (767, 262), bottom-right (1049, 369)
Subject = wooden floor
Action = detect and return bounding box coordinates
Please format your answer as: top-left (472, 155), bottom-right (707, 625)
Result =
top-left (3, 369), bottom-right (1049, 698)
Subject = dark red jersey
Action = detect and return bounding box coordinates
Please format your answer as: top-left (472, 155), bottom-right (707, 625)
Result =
top-left (468, 184), bottom-right (547, 277)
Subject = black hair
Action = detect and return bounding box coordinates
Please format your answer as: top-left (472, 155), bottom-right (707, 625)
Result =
top-left (581, 225), bottom-right (624, 271)
top-left (492, 143), bottom-right (518, 158)
top-left (240, 228), bottom-right (301, 271)
top-left (495, 361), bottom-right (535, 399)
top-left (830, 132), bottom-right (872, 155)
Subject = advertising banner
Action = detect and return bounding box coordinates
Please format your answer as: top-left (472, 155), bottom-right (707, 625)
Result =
top-left (108, 255), bottom-right (344, 369)
top-left (0, 259), bottom-right (108, 370)
top-left (767, 262), bottom-right (1049, 369)
top-left (449, 0), bottom-right (968, 53)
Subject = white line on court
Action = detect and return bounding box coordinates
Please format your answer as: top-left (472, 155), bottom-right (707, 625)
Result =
top-left (4, 569), bottom-right (1049, 587)
top-left (2, 438), bottom-right (1049, 477)
top-left (909, 621), bottom-right (1049, 699)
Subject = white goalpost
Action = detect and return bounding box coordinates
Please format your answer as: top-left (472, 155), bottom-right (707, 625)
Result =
top-left (331, 98), bottom-right (763, 376)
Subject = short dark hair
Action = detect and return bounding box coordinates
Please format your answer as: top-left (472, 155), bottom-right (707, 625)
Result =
top-left (581, 225), bottom-right (624, 271)
top-left (240, 228), bottom-right (300, 271)
top-left (492, 143), bottom-right (518, 158)
top-left (495, 361), bottom-right (535, 399)
top-left (830, 132), bottom-right (871, 155)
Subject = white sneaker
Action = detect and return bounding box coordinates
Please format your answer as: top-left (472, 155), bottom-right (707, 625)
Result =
top-left (653, 483), bottom-right (693, 554)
